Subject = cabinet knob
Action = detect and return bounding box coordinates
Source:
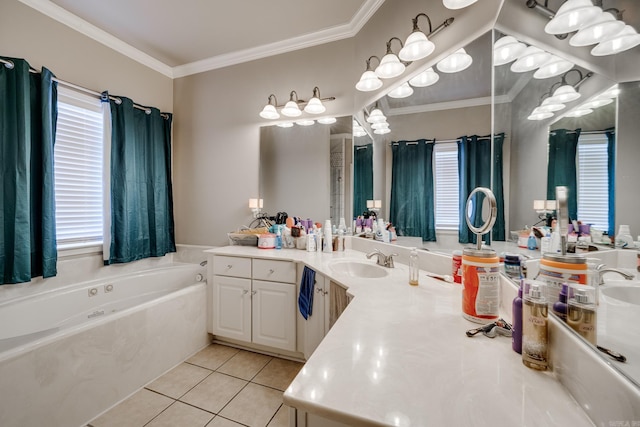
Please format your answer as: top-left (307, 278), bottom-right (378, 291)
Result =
top-left (323, 290), bottom-right (329, 296)
top-left (226, 264), bottom-right (233, 269)
top-left (242, 290), bottom-right (248, 295)
top-left (251, 290), bottom-right (257, 296)
top-left (316, 287), bottom-right (324, 293)
top-left (269, 269), bottom-right (275, 274)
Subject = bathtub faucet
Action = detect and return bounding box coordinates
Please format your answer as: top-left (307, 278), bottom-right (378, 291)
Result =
top-left (199, 260), bottom-right (208, 266)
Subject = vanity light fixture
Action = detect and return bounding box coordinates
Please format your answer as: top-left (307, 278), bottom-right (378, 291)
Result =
top-left (355, 56), bottom-right (384, 92)
top-left (304, 87), bottom-right (326, 114)
top-left (510, 46), bottom-right (551, 73)
top-left (443, 0), bottom-right (477, 10)
top-left (436, 48), bottom-right (473, 73)
top-left (591, 25), bottom-right (640, 56)
top-left (538, 96), bottom-right (566, 112)
top-left (376, 37), bottom-right (406, 79)
top-left (398, 13), bottom-right (436, 62)
top-left (547, 69), bottom-right (592, 104)
top-left (388, 82), bottom-right (414, 99)
top-left (564, 108), bottom-right (593, 117)
top-left (367, 106), bottom-right (387, 124)
top-left (367, 200), bottom-right (382, 211)
top-left (569, 10), bottom-right (625, 46)
top-left (408, 67), bottom-right (439, 87)
top-left (317, 117), bottom-right (337, 124)
top-left (493, 36), bottom-right (527, 66)
top-left (544, 0), bottom-right (602, 35)
top-left (259, 95), bottom-right (280, 120)
top-left (534, 55), bottom-right (575, 79)
top-left (281, 91), bottom-right (303, 117)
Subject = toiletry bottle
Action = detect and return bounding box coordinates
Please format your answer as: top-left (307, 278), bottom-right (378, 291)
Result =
top-left (512, 280), bottom-right (523, 354)
top-left (567, 285), bottom-right (597, 345)
top-left (275, 228), bottom-right (282, 250)
top-left (522, 281), bottom-right (548, 371)
top-left (306, 230), bottom-right (316, 252)
top-left (504, 253), bottom-right (521, 280)
top-left (323, 220), bottom-right (333, 253)
top-left (409, 247), bottom-right (419, 286)
top-left (552, 283), bottom-right (569, 321)
top-left (527, 230), bottom-right (537, 250)
top-left (540, 230), bottom-right (551, 254)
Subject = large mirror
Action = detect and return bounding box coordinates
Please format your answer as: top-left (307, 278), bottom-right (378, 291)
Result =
top-left (495, 0), bottom-right (640, 388)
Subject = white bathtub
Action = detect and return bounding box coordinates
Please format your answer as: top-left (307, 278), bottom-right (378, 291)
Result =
top-left (0, 263), bottom-right (209, 427)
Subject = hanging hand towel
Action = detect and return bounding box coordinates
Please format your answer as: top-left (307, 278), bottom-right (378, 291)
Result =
top-left (298, 266), bottom-right (316, 320)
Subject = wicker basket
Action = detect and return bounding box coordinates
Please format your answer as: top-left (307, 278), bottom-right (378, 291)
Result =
top-left (227, 227), bottom-right (268, 246)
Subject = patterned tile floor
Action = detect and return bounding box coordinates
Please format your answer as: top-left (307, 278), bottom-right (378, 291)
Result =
top-left (88, 344), bottom-right (303, 427)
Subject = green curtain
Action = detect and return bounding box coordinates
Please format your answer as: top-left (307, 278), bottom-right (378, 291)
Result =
top-left (106, 96), bottom-right (175, 264)
top-left (492, 133), bottom-right (506, 241)
top-left (457, 135), bottom-right (501, 244)
top-left (353, 143), bottom-right (373, 217)
top-left (606, 129), bottom-right (616, 236)
top-left (0, 57), bottom-right (58, 284)
top-left (547, 128), bottom-right (580, 221)
top-left (389, 140), bottom-right (436, 241)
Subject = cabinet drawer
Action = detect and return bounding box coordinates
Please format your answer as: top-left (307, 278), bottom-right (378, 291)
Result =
top-left (252, 259), bottom-right (296, 283)
top-left (213, 255), bottom-right (251, 278)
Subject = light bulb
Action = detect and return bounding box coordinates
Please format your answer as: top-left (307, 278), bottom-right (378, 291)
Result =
top-left (296, 119), bottom-right (315, 126)
top-left (367, 108), bottom-right (387, 124)
top-left (549, 85), bottom-right (581, 103)
top-left (375, 53), bottom-right (406, 79)
top-left (356, 70), bottom-right (383, 92)
top-left (545, 0), bottom-right (602, 35)
top-left (533, 55), bottom-right (574, 79)
top-left (443, 0), bottom-right (477, 10)
top-left (304, 97), bottom-right (325, 114)
top-left (388, 82), bottom-right (414, 99)
top-left (493, 36), bottom-right (527, 66)
top-left (317, 117), bottom-right (337, 124)
top-left (259, 104), bottom-right (279, 120)
top-left (510, 46), bottom-right (551, 73)
top-left (436, 48), bottom-right (473, 73)
top-left (281, 100), bottom-right (302, 117)
top-left (409, 67), bottom-right (439, 87)
top-left (399, 31), bottom-right (435, 62)
top-left (591, 25), bottom-right (640, 56)
top-left (569, 11), bottom-right (626, 47)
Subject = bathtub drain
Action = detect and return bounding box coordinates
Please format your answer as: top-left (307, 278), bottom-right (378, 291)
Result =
top-left (88, 310), bottom-right (105, 319)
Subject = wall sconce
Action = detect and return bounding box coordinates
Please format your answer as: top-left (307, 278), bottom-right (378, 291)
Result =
top-left (443, 0), bottom-right (477, 10)
top-left (436, 48), bottom-right (473, 73)
top-left (355, 56), bottom-right (383, 92)
top-left (399, 13), bottom-right (436, 62)
top-left (409, 67), bottom-right (440, 87)
top-left (259, 88), bottom-right (335, 121)
top-left (533, 200), bottom-right (556, 225)
top-left (249, 198), bottom-right (264, 218)
top-left (376, 37), bottom-right (406, 79)
top-left (367, 200), bottom-right (382, 211)
top-left (527, 0), bottom-right (640, 55)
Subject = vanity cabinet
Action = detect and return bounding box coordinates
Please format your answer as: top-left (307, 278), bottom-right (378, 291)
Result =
top-left (212, 256), bottom-right (296, 352)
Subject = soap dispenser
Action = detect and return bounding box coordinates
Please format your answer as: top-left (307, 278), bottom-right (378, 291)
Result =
top-left (522, 281), bottom-right (548, 371)
top-left (409, 248), bottom-right (419, 286)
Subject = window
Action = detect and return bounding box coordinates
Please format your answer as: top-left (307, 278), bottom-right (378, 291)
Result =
top-left (577, 134), bottom-right (609, 232)
top-left (54, 87), bottom-right (104, 248)
top-left (434, 142), bottom-right (459, 229)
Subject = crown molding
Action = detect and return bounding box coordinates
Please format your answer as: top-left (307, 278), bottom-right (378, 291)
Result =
top-left (387, 96), bottom-right (493, 116)
top-left (21, 0), bottom-right (385, 79)
top-left (173, 0), bottom-right (385, 78)
top-left (19, 0), bottom-right (174, 78)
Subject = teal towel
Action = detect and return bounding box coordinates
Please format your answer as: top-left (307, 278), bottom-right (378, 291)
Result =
top-left (298, 267), bottom-right (316, 320)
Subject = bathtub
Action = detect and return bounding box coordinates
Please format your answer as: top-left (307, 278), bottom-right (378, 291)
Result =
top-left (0, 263), bottom-right (209, 427)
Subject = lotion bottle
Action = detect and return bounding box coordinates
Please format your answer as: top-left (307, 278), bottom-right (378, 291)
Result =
top-left (512, 280), bottom-right (523, 354)
top-left (522, 281), bottom-right (548, 371)
top-left (323, 220), bottom-right (333, 253)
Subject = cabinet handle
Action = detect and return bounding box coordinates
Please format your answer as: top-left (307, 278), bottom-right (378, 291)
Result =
top-left (251, 290), bottom-right (257, 295)
top-left (316, 287), bottom-right (324, 293)
top-left (226, 264), bottom-right (233, 269)
top-left (323, 290), bottom-right (329, 296)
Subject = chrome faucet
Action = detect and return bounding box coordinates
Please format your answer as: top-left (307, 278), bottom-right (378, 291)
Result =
top-left (366, 249), bottom-right (398, 268)
top-left (595, 264), bottom-right (636, 285)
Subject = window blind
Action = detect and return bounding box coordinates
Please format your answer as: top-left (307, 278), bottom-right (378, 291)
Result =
top-left (54, 87), bottom-right (104, 247)
top-left (434, 143), bottom-right (459, 229)
top-left (577, 134), bottom-right (609, 232)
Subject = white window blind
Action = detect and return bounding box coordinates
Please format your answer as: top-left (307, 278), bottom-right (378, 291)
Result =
top-left (577, 134), bottom-right (609, 232)
top-left (434, 143), bottom-right (459, 229)
top-left (54, 87), bottom-right (104, 247)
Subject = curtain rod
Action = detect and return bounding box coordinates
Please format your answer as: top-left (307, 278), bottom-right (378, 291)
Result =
top-left (388, 134), bottom-right (507, 146)
top-left (551, 129), bottom-right (614, 135)
top-left (1, 58), bottom-right (169, 119)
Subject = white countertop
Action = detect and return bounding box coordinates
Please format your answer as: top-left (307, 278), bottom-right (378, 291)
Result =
top-left (206, 246), bottom-right (593, 426)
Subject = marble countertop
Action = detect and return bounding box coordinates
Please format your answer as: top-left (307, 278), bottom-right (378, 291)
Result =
top-left (206, 246), bottom-right (593, 426)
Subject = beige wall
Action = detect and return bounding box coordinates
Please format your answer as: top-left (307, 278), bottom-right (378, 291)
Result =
top-left (0, 0), bottom-right (173, 111)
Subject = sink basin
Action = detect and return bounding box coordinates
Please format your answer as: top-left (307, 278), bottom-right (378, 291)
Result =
top-left (330, 260), bottom-right (389, 279)
top-left (601, 285), bottom-right (640, 306)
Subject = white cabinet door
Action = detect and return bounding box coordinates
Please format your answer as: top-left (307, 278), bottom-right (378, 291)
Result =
top-left (252, 279), bottom-right (296, 351)
top-left (212, 276), bottom-right (252, 342)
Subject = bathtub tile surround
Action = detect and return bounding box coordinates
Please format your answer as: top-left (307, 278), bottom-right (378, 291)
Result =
top-left (90, 344), bottom-right (301, 427)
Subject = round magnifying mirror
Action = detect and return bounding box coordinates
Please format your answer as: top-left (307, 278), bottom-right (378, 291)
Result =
top-left (465, 187), bottom-right (497, 248)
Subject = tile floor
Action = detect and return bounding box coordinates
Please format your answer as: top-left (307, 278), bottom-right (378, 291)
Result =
top-left (88, 344), bottom-right (303, 427)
